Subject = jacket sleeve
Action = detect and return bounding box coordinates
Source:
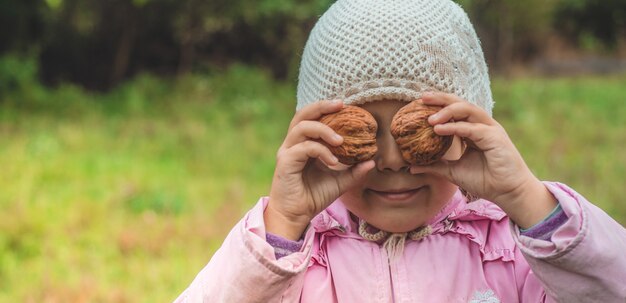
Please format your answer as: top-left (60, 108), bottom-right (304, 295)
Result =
top-left (512, 182), bottom-right (626, 302)
top-left (173, 197), bottom-right (316, 303)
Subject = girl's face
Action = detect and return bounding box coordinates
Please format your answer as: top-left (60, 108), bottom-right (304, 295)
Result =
top-left (339, 100), bottom-right (463, 233)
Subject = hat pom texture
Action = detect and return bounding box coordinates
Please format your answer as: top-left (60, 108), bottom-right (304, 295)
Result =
top-left (296, 0), bottom-right (493, 115)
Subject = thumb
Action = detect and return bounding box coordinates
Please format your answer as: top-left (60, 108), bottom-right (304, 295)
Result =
top-left (335, 160), bottom-right (375, 192)
top-left (410, 160), bottom-right (454, 181)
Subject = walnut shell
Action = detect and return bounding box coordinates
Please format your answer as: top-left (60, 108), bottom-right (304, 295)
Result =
top-left (318, 105), bottom-right (378, 165)
top-left (390, 100), bottom-right (452, 165)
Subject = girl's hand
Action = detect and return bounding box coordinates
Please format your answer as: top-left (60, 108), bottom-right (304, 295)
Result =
top-left (412, 93), bottom-right (557, 228)
top-left (266, 100), bottom-right (375, 240)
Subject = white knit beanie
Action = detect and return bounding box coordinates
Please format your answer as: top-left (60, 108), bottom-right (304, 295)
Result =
top-left (296, 0), bottom-right (493, 115)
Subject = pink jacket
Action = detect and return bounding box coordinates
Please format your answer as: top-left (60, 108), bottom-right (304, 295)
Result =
top-left (175, 182), bottom-right (626, 302)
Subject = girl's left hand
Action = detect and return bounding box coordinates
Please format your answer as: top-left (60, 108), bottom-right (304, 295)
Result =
top-left (411, 92), bottom-right (556, 228)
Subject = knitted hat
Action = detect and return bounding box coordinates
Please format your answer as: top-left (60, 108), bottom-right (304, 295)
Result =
top-left (296, 0), bottom-right (493, 115)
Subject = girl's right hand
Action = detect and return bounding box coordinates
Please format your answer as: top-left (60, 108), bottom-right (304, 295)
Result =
top-left (265, 100), bottom-right (375, 240)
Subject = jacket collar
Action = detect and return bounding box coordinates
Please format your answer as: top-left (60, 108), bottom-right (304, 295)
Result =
top-left (311, 189), bottom-right (506, 237)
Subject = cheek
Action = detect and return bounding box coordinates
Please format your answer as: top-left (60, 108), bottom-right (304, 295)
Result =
top-left (339, 187), bottom-right (362, 205)
top-left (338, 187), bottom-right (368, 214)
top-left (430, 178), bottom-right (459, 200)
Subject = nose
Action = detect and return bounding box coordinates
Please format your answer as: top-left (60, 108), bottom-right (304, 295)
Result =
top-left (374, 130), bottom-right (410, 172)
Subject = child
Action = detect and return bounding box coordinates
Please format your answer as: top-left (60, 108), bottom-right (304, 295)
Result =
top-left (175, 0), bottom-right (626, 302)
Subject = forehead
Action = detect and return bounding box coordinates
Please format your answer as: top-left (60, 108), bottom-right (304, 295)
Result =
top-left (358, 99), bottom-right (407, 121)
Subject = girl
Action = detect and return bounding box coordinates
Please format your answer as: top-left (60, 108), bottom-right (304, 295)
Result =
top-left (175, 0), bottom-right (626, 302)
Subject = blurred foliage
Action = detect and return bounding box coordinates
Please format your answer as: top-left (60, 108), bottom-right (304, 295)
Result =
top-left (0, 0), bottom-right (334, 90)
top-left (0, 55), bottom-right (39, 95)
top-left (555, 0), bottom-right (626, 51)
top-left (457, 0), bottom-right (560, 66)
top-left (458, 0), bottom-right (626, 68)
top-left (0, 0), bottom-right (624, 91)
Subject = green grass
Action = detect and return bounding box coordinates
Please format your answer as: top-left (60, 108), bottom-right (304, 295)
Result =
top-left (0, 63), bottom-right (624, 302)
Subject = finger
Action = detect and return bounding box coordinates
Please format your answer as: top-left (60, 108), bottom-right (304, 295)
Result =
top-left (432, 121), bottom-right (495, 150)
top-left (420, 92), bottom-right (463, 107)
top-left (311, 158), bottom-right (351, 173)
top-left (410, 159), bottom-right (453, 181)
top-left (278, 141), bottom-right (339, 174)
top-left (322, 160), bottom-right (352, 171)
top-left (335, 160), bottom-right (375, 190)
top-left (421, 92), bottom-right (492, 123)
top-left (440, 135), bottom-right (465, 161)
top-left (283, 120), bottom-right (343, 149)
top-left (433, 120), bottom-right (486, 139)
top-left (289, 99), bottom-right (343, 131)
top-left (427, 101), bottom-right (494, 126)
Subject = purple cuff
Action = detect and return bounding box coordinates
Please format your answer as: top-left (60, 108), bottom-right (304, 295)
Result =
top-left (520, 204), bottom-right (568, 241)
top-left (266, 232), bottom-right (304, 259)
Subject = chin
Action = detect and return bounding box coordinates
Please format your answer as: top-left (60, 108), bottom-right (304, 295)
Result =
top-left (366, 213), bottom-right (428, 233)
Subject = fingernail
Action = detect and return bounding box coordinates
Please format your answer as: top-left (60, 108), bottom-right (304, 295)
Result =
top-left (330, 99), bottom-right (342, 104)
top-left (429, 113), bottom-right (439, 122)
top-left (333, 134), bottom-right (343, 142)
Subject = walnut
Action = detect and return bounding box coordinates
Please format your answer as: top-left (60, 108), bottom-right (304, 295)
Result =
top-left (318, 105), bottom-right (378, 165)
top-left (390, 100), bottom-right (452, 165)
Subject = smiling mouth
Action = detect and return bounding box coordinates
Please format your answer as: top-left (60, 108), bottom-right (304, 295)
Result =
top-left (368, 187), bottom-right (423, 202)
